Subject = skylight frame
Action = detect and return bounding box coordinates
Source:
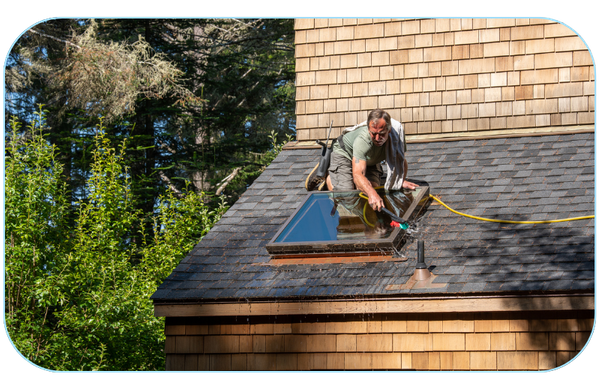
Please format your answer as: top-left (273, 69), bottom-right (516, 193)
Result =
top-left (266, 186), bottom-right (430, 257)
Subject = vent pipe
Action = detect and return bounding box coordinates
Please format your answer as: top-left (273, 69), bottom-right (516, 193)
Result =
top-left (414, 240), bottom-right (431, 281)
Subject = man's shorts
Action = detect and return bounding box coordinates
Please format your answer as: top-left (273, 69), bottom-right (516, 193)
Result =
top-left (328, 151), bottom-right (383, 190)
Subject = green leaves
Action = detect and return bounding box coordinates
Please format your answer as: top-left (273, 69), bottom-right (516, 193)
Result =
top-left (5, 108), bottom-right (70, 368)
top-left (5, 19), bottom-right (295, 370)
top-left (5, 109), bottom-right (228, 370)
top-left (138, 183), bottom-right (228, 288)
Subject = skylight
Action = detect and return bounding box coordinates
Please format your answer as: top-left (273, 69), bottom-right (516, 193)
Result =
top-left (266, 187), bottom-right (430, 257)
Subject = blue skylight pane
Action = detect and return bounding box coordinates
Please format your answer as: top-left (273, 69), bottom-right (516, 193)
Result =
top-left (273, 190), bottom-right (416, 244)
top-left (274, 194), bottom-right (339, 242)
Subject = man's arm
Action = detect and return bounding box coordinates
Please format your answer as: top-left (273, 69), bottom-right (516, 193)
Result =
top-left (352, 157), bottom-right (385, 211)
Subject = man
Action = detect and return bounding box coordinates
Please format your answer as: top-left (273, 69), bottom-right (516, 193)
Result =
top-left (325, 109), bottom-right (418, 212)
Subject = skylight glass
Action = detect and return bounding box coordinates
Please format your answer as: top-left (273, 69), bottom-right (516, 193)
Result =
top-left (266, 187), bottom-right (430, 257)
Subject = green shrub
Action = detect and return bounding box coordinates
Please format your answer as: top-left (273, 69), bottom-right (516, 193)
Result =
top-left (5, 108), bottom-right (228, 370)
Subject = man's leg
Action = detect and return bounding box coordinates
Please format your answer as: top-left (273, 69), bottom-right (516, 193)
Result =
top-left (327, 152), bottom-right (354, 190)
top-left (326, 174), bottom-right (334, 191)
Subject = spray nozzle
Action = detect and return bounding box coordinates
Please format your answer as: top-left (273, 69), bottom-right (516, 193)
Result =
top-left (390, 221), bottom-right (409, 230)
top-left (381, 208), bottom-right (409, 230)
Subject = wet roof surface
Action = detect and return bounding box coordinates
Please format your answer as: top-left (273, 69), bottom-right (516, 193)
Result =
top-left (151, 132), bottom-right (594, 302)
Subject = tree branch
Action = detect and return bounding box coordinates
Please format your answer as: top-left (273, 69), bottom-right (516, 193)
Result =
top-left (215, 167), bottom-right (242, 195)
top-left (29, 28), bottom-right (81, 49)
top-left (157, 171), bottom-right (184, 198)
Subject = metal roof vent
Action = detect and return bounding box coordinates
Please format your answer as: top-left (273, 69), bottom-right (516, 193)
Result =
top-left (386, 239), bottom-right (448, 291)
top-left (414, 240), bottom-right (431, 281)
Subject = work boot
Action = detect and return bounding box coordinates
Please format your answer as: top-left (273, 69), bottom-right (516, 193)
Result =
top-left (305, 163), bottom-right (325, 191)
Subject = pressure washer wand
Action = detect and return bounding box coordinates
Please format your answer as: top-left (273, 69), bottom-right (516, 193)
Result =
top-left (380, 207), bottom-right (409, 230)
top-left (314, 121), bottom-right (334, 179)
top-left (316, 121), bottom-right (333, 149)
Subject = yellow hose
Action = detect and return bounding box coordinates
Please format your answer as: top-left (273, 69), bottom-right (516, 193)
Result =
top-left (363, 202), bottom-right (375, 228)
top-left (358, 189), bottom-right (594, 225)
top-left (429, 194), bottom-right (594, 224)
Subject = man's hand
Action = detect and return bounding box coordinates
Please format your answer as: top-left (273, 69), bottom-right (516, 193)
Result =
top-left (367, 191), bottom-right (385, 211)
top-left (402, 180), bottom-right (419, 190)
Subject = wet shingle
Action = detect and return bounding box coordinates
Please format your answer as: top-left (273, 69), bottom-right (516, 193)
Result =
top-left (152, 133), bottom-right (594, 302)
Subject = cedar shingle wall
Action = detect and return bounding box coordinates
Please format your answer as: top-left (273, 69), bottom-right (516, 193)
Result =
top-left (294, 18), bottom-right (594, 141)
top-left (164, 311), bottom-right (593, 371)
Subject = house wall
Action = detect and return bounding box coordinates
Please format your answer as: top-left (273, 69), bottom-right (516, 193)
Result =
top-left (163, 310), bottom-right (593, 371)
top-left (294, 18), bottom-right (594, 142)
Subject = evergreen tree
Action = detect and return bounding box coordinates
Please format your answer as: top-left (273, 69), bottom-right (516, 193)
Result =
top-left (6, 18), bottom-right (295, 215)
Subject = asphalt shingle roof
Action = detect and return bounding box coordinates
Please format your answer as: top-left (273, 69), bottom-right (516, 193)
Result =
top-left (151, 132), bottom-right (594, 302)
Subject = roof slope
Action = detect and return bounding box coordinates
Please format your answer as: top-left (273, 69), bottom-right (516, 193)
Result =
top-left (151, 132), bottom-right (594, 302)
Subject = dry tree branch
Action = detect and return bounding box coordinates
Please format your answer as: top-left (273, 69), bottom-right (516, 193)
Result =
top-left (215, 167), bottom-right (242, 195)
top-left (29, 28), bottom-right (82, 49)
top-left (49, 22), bottom-right (201, 122)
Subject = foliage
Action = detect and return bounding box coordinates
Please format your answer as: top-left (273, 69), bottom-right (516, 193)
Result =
top-left (6, 19), bottom-right (295, 202)
top-left (174, 18), bottom-right (296, 198)
top-left (51, 21), bottom-right (201, 123)
top-left (4, 108), bottom-right (69, 366)
top-left (140, 187), bottom-right (228, 288)
top-left (4, 19), bottom-right (295, 370)
top-left (4, 109), bottom-right (229, 370)
top-left (217, 129), bottom-right (294, 199)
